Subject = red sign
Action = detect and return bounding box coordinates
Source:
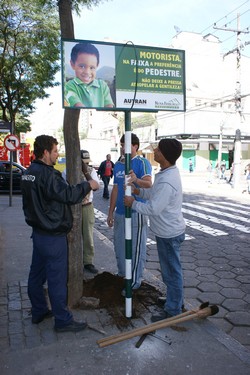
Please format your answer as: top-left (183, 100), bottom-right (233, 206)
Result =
top-left (4, 134), bottom-right (20, 151)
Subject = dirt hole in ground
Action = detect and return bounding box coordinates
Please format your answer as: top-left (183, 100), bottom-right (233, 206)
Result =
top-left (80, 272), bottom-right (163, 328)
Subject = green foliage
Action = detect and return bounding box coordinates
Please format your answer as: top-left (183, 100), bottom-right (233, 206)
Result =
top-left (0, 0), bottom-right (60, 131)
top-left (38, 0), bottom-right (106, 15)
top-left (15, 114), bottom-right (32, 136)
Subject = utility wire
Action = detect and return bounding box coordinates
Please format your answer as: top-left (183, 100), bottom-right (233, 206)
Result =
top-left (200, 0), bottom-right (250, 34)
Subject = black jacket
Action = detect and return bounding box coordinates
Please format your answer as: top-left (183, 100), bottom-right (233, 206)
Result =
top-left (21, 160), bottom-right (91, 235)
top-left (97, 160), bottom-right (114, 178)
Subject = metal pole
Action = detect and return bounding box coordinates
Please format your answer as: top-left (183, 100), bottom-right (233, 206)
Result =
top-left (217, 124), bottom-right (223, 179)
top-left (232, 14), bottom-right (242, 189)
top-left (9, 121), bottom-right (14, 207)
top-left (232, 129), bottom-right (241, 189)
top-left (124, 111), bottom-right (132, 318)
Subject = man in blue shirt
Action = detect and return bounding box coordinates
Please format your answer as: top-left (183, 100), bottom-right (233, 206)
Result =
top-left (107, 133), bottom-right (152, 291)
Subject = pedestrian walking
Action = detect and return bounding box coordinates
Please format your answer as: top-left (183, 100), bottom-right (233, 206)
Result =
top-left (124, 139), bottom-right (186, 321)
top-left (242, 164), bottom-right (250, 194)
top-left (206, 161), bottom-right (213, 184)
top-left (189, 158), bottom-right (193, 173)
top-left (220, 160), bottom-right (226, 180)
top-left (97, 154), bottom-right (114, 199)
top-left (107, 133), bottom-right (152, 292)
top-left (21, 135), bottom-right (99, 333)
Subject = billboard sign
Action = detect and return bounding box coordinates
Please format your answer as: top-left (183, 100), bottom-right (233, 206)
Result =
top-left (61, 39), bottom-right (185, 112)
top-left (0, 120), bottom-right (11, 133)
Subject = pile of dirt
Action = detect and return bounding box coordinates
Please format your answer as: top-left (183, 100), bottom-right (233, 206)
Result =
top-left (80, 272), bottom-right (163, 328)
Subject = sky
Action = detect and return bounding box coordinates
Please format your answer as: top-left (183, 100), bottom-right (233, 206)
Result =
top-left (73, 0), bottom-right (250, 57)
top-left (29, 0), bottom-right (250, 136)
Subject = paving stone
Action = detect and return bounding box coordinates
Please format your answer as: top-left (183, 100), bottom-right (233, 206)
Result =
top-left (212, 263), bottom-right (232, 271)
top-left (0, 337), bottom-right (9, 351)
top-left (146, 262), bottom-right (161, 271)
top-left (241, 284), bottom-right (250, 294)
top-left (209, 317), bottom-right (233, 333)
top-left (183, 287), bottom-right (199, 298)
top-left (217, 279), bottom-right (241, 288)
top-left (0, 323), bottom-right (8, 337)
top-left (25, 335), bottom-right (42, 349)
top-left (196, 267), bottom-right (215, 275)
top-left (197, 274), bottom-right (219, 283)
top-left (229, 260), bottom-right (249, 268)
top-left (41, 329), bottom-right (57, 345)
top-left (146, 254), bottom-right (159, 262)
top-left (8, 321), bottom-right (23, 335)
top-left (197, 292), bottom-right (225, 305)
top-left (0, 296), bottom-right (7, 305)
top-left (8, 310), bottom-right (22, 321)
top-left (183, 270), bottom-right (198, 278)
top-left (198, 282), bottom-right (222, 292)
top-left (0, 305), bottom-right (7, 317)
top-left (230, 326), bottom-right (250, 345)
top-left (9, 333), bottom-right (25, 350)
top-left (181, 256), bottom-right (197, 263)
top-left (182, 263), bottom-right (197, 270)
top-left (195, 260), bottom-right (214, 267)
top-left (195, 254), bottom-right (211, 260)
top-left (236, 275), bottom-right (250, 283)
top-left (211, 257), bottom-right (230, 265)
top-left (8, 292), bottom-right (21, 301)
top-left (215, 271), bottom-right (236, 279)
top-left (220, 288), bottom-right (245, 299)
top-left (8, 300), bottom-right (22, 310)
top-left (183, 277), bottom-right (200, 288)
top-left (222, 299), bottom-right (249, 312)
top-left (226, 311), bottom-right (250, 326)
top-left (232, 267), bottom-right (249, 276)
top-left (243, 294), bottom-right (250, 303)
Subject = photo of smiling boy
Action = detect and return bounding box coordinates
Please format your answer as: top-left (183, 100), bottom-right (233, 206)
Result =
top-left (64, 43), bottom-right (114, 108)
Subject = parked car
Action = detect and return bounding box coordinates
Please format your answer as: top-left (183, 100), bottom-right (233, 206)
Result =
top-left (0, 161), bottom-right (26, 193)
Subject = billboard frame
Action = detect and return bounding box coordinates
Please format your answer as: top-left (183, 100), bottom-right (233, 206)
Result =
top-left (61, 38), bottom-right (186, 113)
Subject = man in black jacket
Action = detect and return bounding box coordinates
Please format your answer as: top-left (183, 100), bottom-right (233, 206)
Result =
top-left (21, 135), bottom-right (99, 332)
top-left (97, 154), bottom-right (114, 199)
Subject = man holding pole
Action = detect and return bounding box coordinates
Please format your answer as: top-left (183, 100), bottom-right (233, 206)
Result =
top-left (107, 133), bottom-right (152, 292)
top-left (124, 138), bottom-right (186, 321)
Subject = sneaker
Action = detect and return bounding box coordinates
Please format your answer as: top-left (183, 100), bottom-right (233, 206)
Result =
top-left (151, 311), bottom-right (174, 322)
top-left (32, 310), bottom-right (53, 324)
top-left (157, 297), bottom-right (186, 311)
top-left (84, 264), bottom-right (98, 274)
top-left (54, 320), bottom-right (87, 333)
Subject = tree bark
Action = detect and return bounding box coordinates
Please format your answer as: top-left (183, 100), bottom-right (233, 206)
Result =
top-left (63, 109), bottom-right (83, 308)
top-left (58, 0), bottom-right (83, 307)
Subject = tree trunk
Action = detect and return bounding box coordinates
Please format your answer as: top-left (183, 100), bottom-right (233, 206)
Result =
top-left (58, 0), bottom-right (83, 307)
top-left (63, 109), bottom-right (83, 308)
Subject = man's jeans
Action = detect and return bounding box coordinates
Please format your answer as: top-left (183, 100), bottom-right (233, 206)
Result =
top-left (102, 176), bottom-right (110, 198)
top-left (28, 230), bottom-right (73, 328)
top-left (156, 232), bottom-right (185, 316)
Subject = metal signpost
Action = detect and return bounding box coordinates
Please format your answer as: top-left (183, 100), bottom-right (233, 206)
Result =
top-left (4, 134), bottom-right (20, 207)
top-left (124, 112), bottom-right (132, 317)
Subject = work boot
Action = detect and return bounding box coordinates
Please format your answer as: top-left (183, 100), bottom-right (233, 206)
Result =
top-left (32, 310), bottom-right (53, 324)
top-left (151, 311), bottom-right (174, 322)
top-left (54, 320), bottom-right (87, 333)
